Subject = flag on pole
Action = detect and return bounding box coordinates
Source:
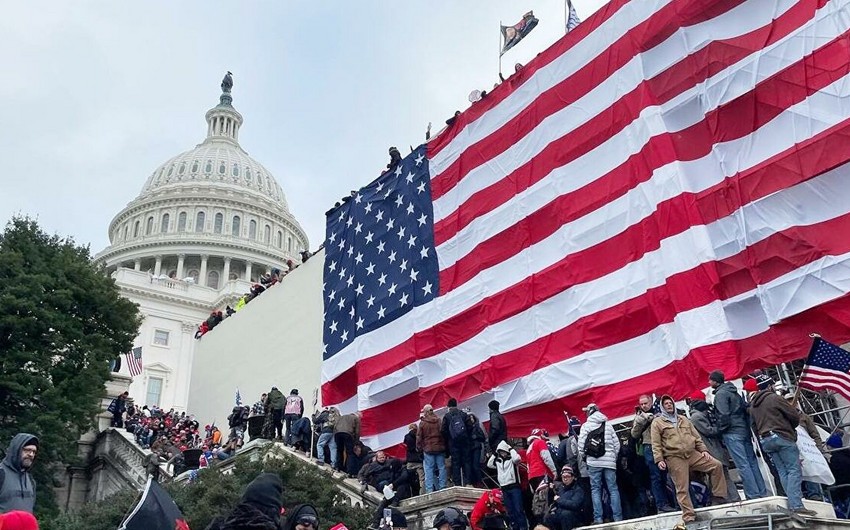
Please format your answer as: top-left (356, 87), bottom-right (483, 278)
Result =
top-left (235, 388), bottom-right (242, 407)
top-left (322, 0), bottom-right (850, 450)
top-left (119, 477), bottom-right (189, 530)
top-left (799, 338), bottom-right (850, 401)
top-left (500, 11), bottom-right (539, 56)
top-left (566, 0), bottom-right (581, 32)
top-left (124, 347), bottom-right (143, 377)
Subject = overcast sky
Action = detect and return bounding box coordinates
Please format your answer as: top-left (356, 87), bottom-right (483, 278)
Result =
top-left (1, 1), bottom-right (607, 252)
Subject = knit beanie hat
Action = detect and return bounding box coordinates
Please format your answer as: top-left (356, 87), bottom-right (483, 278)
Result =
top-left (827, 433), bottom-right (844, 449)
top-left (242, 473), bottom-right (283, 519)
top-left (0, 511), bottom-right (40, 530)
top-left (488, 400), bottom-right (500, 411)
top-left (743, 378), bottom-right (759, 392)
top-left (755, 373), bottom-right (774, 390)
top-left (709, 370), bottom-right (725, 384)
top-left (286, 504), bottom-right (319, 530)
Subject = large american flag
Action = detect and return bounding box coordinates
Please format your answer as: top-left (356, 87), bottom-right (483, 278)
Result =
top-left (125, 346), bottom-right (143, 377)
top-left (799, 338), bottom-right (850, 400)
top-left (322, 0), bottom-right (850, 449)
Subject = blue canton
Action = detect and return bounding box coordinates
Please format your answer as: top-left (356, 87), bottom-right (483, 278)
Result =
top-left (323, 145), bottom-right (438, 360)
top-left (807, 338), bottom-right (850, 373)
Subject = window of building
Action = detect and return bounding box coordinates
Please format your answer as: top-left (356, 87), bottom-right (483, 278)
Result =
top-left (207, 270), bottom-right (220, 289)
top-left (276, 230), bottom-right (282, 248)
top-left (167, 165), bottom-right (174, 177)
top-left (160, 213), bottom-right (170, 233)
top-left (232, 215), bottom-right (241, 236)
top-left (249, 220), bottom-right (257, 240)
top-left (288, 236), bottom-right (292, 252)
top-left (257, 172), bottom-right (264, 189)
top-left (178, 212), bottom-right (187, 232)
top-left (153, 329), bottom-right (170, 346)
top-left (219, 162), bottom-right (226, 175)
top-left (214, 213), bottom-right (223, 234)
top-left (133, 220), bottom-right (140, 238)
top-left (205, 160), bottom-right (213, 173)
top-left (232, 163), bottom-right (239, 177)
top-left (264, 225), bottom-right (271, 244)
top-left (195, 212), bottom-right (205, 232)
top-left (123, 224), bottom-right (129, 240)
top-left (178, 162), bottom-right (186, 175)
top-left (145, 217), bottom-right (154, 235)
top-left (246, 168), bottom-right (252, 182)
top-left (192, 160), bottom-right (199, 173)
top-left (188, 269), bottom-right (199, 284)
top-left (146, 377), bottom-right (163, 408)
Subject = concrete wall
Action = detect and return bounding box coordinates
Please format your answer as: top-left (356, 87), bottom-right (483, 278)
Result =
top-left (188, 250), bottom-right (325, 425)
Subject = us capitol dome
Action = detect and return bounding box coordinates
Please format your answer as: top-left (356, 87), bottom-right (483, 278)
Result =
top-left (95, 73), bottom-right (309, 411)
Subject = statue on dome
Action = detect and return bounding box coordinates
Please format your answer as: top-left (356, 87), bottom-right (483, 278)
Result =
top-left (221, 71), bottom-right (234, 94)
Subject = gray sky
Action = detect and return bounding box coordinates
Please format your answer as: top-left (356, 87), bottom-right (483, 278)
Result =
top-left (1, 1), bottom-right (607, 252)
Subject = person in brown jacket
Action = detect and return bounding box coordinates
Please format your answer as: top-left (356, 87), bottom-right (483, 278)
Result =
top-left (417, 404), bottom-right (447, 492)
top-left (650, 395), bottom-right (726, 523)
top-left (334, 411), bottom-right (361, 476)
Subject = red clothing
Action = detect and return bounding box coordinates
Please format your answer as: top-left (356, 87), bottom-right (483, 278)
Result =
top-left (527, 438), bottom-right (554, 480)
top-left (470, 489), bottom-right (506, 530)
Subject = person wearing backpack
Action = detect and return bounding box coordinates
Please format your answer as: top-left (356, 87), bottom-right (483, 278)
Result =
top-left (442, 398), bottom-right (472, 486)
top-left (708, 370), bottom-right (767, 500)
top-left (577, 404), bottom-right (622, 524)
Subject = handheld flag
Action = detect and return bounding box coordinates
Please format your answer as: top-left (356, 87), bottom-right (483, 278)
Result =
top-left (124, 347), bottom-right (143, 377)
top-left (119, 477), bottom-right (189, 530)
top-left (566, 0), bottom-right (581, 32)
top-left (501, 11), bottom-right (538, 56)
top-left (235, 388), bottom-right (242, 407)
top-left (799, 337), bottom-right (850, 401)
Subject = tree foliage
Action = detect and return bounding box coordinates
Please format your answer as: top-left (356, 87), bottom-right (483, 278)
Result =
top-left (0, 217), bottom-right (141, 519)
top-left (43, 448), bottom-right (373, 530)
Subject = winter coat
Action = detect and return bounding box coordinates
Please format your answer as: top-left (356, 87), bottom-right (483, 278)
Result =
top-left (527, 437), bottom-right (557, 479)
top-left (404, 430), bottom-right (423, 464)
top-left (556, 435), bottom-right (587, 478)
top-left (488, 410), bottom-right (508, 450)
top-left (205, 473), bottom-right (283, 530)
top-left (578, 411), bottom-right (620, 470)
top-left (284, 394), bottom-right (304, 416)
top-left (361, 458), bottom-right (399, 486)
top-left (712, 381), bottom-right (750, 435)
top-left (749, 390), bottom-right (799, 442)
top-left (486, 440), bottom-right (522, 488)
top-left (470, 489), bottom-right (507, 530)
top-left (631, 411), bottom-right (655, 445)
top-left (334, 413), bottom-right (361, 439)
top-left (441, 407), bottom-right (471, 446)
top-left (0, 433), bottom-right (38, 513)
top-left (417, 413), bottom-right (446, 454)
top-left (552, 479), bottom-right (585, 514)
top-left (267, 388), bottom-right (285, 410)
top-left (650, 414), bottom-right (707, 462)
top-left (689, 401), bottom-right (726, 463)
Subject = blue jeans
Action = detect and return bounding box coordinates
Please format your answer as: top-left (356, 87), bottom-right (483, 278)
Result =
top-left (316, 432), bottom-right (337, 467)
top-left (722, 432), bottom-right (767, 499)
top-left (588, 466), bottom-right (622, 522)
top-left (644, 445), bottom-right (674, 509)
top-left (502, 486), bottom-right (528, 530)
top-left (424, 452), bottom-right (447, 492)
top-left (761, 434), bottom-right (804, 510)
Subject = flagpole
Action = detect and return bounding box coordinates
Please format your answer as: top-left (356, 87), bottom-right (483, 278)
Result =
top-left (565, 0), bottom-right (568, 34)
top-left (498, 20), bottom-right (503, 79)
top-left (793, 332), bottom-right (823, 407)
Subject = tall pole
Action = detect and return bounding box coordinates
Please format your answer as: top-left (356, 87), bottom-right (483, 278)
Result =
top-left (565, 0), bottom-right (568, 34)
top-left (498, 21), bottom-right (503, 79)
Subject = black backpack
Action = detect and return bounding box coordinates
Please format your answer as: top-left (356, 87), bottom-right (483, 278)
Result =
top-left (584, 422), bottom-right (607, 458)
top-left (448, 412), bottom-right (468, 440)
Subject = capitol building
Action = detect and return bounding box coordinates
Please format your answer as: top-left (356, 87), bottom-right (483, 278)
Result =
top-left (95, 75), bottom-right (308, 410)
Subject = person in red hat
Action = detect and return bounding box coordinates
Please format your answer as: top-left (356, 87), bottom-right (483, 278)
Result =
top-left (0, 511), bottom-right (39, 530)
top-left (469, 488), bottom-right (508, 530)
top-left (686, 390), bottom-right (740, 501)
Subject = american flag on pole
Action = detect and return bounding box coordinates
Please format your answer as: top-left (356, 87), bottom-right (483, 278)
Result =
top-left (125, 347), bottom-right (143, 377)
top-left (322, 0), bottom-right (850, 449)
top-left (799, 338), bottom-right (850, 401)
top-left (567, 0), bottom-right (581, 32)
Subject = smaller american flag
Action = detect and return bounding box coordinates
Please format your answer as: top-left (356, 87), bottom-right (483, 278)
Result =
top-left (566, 0), bottom-right (581, 32)
top-left (235, 388), bottom-right (242, 406)
top-left (125, 346), bottom-right (143, 377)
top-left (799, 338), bottom-right (850, 401)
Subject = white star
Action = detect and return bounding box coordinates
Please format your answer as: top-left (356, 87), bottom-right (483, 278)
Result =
top-left (328, 290), bottom-right (336, 301)
top-left (338, 211), bottom-right (346, 222)
top-left (354, 193), bottom-right (362, 204)
top-left (329, 232), bottom-right (337, 243)
top-left (341, 329), bottom-right (349, 342)
top-left (346, 246), bottom-right (354, 257)
top-left (420, 246), bottom-right (429, 259)
top-left (406, 171), bottom-right (415, 183)
top-left (376, 209), bottom-right (384, 222)
top-left (417, 213), bottom-right (428, 226)
top-left (395, 194), bottom-right (404, 207)
top-left (388, 250), bottom-right (397, 263)
top-left (346, 216), bottom-right (353, 227)
top-left (384, 188), bottom-right (392, 199)
top-left (407, 234), bottom-right (417, 248)
top-left (394, 164), bottom-right (403, 176)
top-left (338, 267), bottom-right (346, 279)
top-left (356, 317), bottom-right (365, 330)
top-left (410, 269), bottom-right (419, 282)
top-left (415, 153), bottom-right (424, 166)
top-left (354, 222), bottom-right (363, 234)
top-left (366, 294), bottom-right (376, 307)
top-left (376, 181), bottom-right (384, 192)
top-left (378, 273), bottom-right (387, 286)
top-left (377, 240), bottom-right (386, 254)
top-left (364, 202), bottom-right (373, 213)
top-left (406, 202), bottom-right (415, 215)
top-left (328, 260), bottom-right (337, 272)
top-left (349, 305), bottom-right (355, 318)
top-left (416, 181), bottom-right (426, 194)
top-left (397, 226), bottom-right (406, 240)
top-left (337, 297), bottom-right (345, 310)
top-left (354, 252), bottom-right (363, 264)
top-left (422, 281), bottom-right (433, 295)
top-left (399, 259), bottom-right (408, 272)
top-left (365, 262), bottom-right (375, 275)
top-left (399, 292), bottom-right (409, 307)
top-left (388, 283), bottom-right (398, 295)
top-left (377, 305), bottom-right (386, 319)
top-left (355, 283), bottom-right (364, 296)
top-left (346, 274), bottom-right (354, 287)
top-left (323, 343), bottom-right (327, 355)
top-left (338, 239), bottom-right (345, 251)
top-left (329, 320), bottom-right (338, 333)
top-left (386, 217), bottom-right (395, 231)
top-left (365, 231), bottom-right (374, 244)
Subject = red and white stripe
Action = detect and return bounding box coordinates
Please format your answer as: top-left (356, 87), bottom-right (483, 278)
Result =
top-left (800, 366), bottom-right (850, 400)
top-left (321, 0), bottom-right (850, 449)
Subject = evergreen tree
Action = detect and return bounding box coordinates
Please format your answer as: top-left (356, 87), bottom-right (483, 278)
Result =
top-left (0, 217), bottom-right (141, 519)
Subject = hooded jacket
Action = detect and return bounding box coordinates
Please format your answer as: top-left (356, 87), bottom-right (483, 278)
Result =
top-left (267, 388), bottom-right (285, 411)
top-left (283, 504), bottom-right (318, 530)
top-left (486, 440), bottom-right (522, 488)
top-left (334, 413), bottom-right (361, 439)
top-left (749, 390), bottom-right (799, 441)
top-left (417, 412), bottom-right (446, 454)
top-left (205, 473), bottom-right (283, 530)
top-left (650, 404), bottom-right (707, 462)
top-left (577, 411), bottom-right (620, 470)
top-left (712, 381), bottom-right (749, 435)
top-left (0, 433), bottom-right (38, 513)
top-left (688, 400), bottom-right (726, 462)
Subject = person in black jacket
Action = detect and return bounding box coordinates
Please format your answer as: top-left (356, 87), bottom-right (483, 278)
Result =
top-left (283, 504), bottom-right (319, 530)
top-left (488, 400), bottom-right (507, 452)
top-left (404, 423), bottom-right (425, 495)
top-left (442, 398), bottom-right (472, 486)
top-left (468, 411), bottom-right (487, 487)
top-left (205, 473), bottom-right (283, 530)
top-left (108, 392), bottom-right (129, 427)
top-left (544, 466), bottom-right (585, 530)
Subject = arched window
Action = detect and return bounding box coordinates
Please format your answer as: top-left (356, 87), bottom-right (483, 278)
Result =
top-left (287, 237), bottom-right (292, 252)
top-left (232, 163), bottom-right (239, 177)
top-left (195, 212), bottom-right (205, 232)
top-left (160, 213), bottom-right (170, 233)
top-left (264, 225), bottom-right (271, 244)
top-left (145, 217), bottom-right (154, 235)
top-left (219, 162), bottom-right (226, 175)
top-left (276, 231), bottom-right (282, 248)
top-left (188, 269), bottom-right (199, 284)
top-left (257, 172), bottom-right (264, 189)
top-left (167, 165), bottom-right (174, 177)
top-left (133, 220), bottom-right (140, 238)
top-left (249, 220), bottom-right (257, 240)
top-left (191, 160), bottom-right (199, 173)
top-left (214, 213), bottom-right (223, 234)
top-left (205, 160), bottom-right (213, 173)
top-left (178, 212), bottom-right (187, 232)
top-left (246, 168), bottom-right (252, 182)
top-left (207, 270), bottom-right (220, 289)
top-left (123, 224), bottom-right (129, 240)
top-left (178, 162), bottom-right (186, 175)
top-left (232, 216), bottom-right (241, 236)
